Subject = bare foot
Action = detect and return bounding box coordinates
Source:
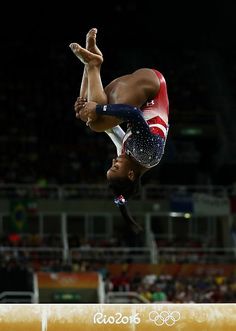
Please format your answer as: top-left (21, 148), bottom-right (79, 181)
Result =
top-left (86, 28), bottom-right (103, 57)
top-left (69, 43), bottom-right (103, 66)
top-left (69, 28), bottom-right (103, 66)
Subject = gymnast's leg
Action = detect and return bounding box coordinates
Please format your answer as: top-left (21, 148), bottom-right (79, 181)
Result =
top-left (70, 28), bottom-right (107, 104)
top-left (71, 28), bottom-right (121, 131)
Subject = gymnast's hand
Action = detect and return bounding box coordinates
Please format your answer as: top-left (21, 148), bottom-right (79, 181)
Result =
top-left (75, 99), bottom-right (121, 132)
top-left (75, 99), bottom-right (98, 125)
top-left (74, 96), bottom-right (88, 122)
top-left (82, 101), bottom-right (99, 125)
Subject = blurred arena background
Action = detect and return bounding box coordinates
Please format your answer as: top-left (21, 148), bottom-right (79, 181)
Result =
top-left (0, 2), bottom-right (236, 304)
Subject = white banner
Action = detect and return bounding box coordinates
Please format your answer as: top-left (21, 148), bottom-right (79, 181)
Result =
top-left (0, 304), bottom-right (236, 330)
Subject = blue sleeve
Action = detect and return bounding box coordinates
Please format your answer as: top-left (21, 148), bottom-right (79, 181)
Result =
top-left (96, 104), bottom-right (150, 133)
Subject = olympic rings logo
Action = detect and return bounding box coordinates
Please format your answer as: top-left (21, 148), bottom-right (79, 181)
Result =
top-left (149, 311), bottom-right (181, 326)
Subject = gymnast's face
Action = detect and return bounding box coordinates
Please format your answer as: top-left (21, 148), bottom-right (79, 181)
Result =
top-left (106, 155), bottom-right (134, 181)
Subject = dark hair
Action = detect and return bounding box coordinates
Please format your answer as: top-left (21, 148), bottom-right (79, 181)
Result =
top-left (108, 177), bottom-right (143, 234)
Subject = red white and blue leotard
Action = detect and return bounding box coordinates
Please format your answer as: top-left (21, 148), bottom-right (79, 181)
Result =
top-left (99, 69), bottom-right (169, 168)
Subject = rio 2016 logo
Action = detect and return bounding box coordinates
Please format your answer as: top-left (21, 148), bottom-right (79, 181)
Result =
top-left (149, 311), bottom-right (181, 326)
top-left (93, 312), bottom-right (141, 325)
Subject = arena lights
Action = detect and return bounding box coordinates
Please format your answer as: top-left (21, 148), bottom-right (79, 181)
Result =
top-left (0, 304), bottom-right (236, 330)
top-left (184, 212), bottom-right (191, 219)
top-left (169, 212), bottom-right (192, 219)
top-left (180, 127), bottom-right (203, 136)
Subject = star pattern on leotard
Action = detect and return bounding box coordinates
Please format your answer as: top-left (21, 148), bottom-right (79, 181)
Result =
top-left (96, 103), bottom-right (167, 168)
top-left (123, 114), bottom-right (166, 168)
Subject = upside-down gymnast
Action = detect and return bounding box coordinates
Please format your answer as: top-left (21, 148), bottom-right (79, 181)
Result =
top-left (69, 28), bottom-right (169, 234)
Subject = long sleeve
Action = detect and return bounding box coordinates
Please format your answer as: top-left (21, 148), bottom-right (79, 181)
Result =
top-left (96, 104), bottom-right (150, 134)
top-left (105, 125), bottom-right (125, 156)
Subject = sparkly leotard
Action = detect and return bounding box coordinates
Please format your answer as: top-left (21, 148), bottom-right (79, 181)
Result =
top-left (100, 70), bottom-right (169, 168)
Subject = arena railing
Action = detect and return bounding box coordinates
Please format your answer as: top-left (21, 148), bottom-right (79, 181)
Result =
top-left (156, 247), bottom-right (236, 263)
top-left (0, 246), bottom-right (235, 265)
top-left (0, 246), bottom-right (64, 265)
top-left (70, 247), bottom-right (154, 264)
top-left (0, 184), bottom-right (230, 200)
top-left (70, 246), bottom-right (236, 264)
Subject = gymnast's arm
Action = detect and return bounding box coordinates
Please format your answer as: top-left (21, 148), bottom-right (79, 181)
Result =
top-left (84, 68), bottom-right (160, 132)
